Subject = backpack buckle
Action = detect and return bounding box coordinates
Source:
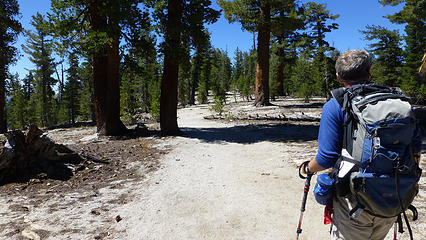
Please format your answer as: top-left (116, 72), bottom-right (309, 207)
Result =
top-left (394, 158), bottom-right (409, 173)
top-left (373, 136), bottom-right (381, 149)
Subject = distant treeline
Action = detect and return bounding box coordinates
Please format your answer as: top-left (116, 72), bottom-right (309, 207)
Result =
top-left (1, 0), bottom-right (424, 135)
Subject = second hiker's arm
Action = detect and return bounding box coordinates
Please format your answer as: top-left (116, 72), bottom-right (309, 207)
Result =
top-left (302, 157), bottom-right (326, 174)
top-left (308, 157), bottom-right (326, 173)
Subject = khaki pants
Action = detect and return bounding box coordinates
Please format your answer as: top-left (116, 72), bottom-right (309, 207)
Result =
top-left (330, 196), bottom-right (396, 240)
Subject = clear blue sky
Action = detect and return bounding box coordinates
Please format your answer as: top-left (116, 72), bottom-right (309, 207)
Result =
top-left (10, 0), bottom-right (405, 78)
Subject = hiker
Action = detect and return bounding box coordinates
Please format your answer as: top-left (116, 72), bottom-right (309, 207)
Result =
top-left (301, 49), bottom-right (423, 240)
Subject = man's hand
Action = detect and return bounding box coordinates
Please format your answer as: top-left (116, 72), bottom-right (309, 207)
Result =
top-left (301, 161), bottom-right (312, 175)
top-left (302, 157), bottom-right (326, 175)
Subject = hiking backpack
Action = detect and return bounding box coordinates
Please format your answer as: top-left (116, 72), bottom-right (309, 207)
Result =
top-left (330, 84), bottom-right (422, 221)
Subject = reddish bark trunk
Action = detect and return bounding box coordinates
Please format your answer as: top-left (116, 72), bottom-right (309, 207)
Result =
top-left (160, 0), bottom-right (182, 135)
top-left (254, 5), bottom-right (271, 106)
top-left (89, 0), bottom-right (126, 136)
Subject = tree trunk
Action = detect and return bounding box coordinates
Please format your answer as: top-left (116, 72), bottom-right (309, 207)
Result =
top-left (160, 0), bottom-right (182, 135)
top-left (40, 36), bottom-right (48, 127)
top-left (254, 5), bottom-right (271, 106)
top-left (89, 0), bottom-right (126, 136)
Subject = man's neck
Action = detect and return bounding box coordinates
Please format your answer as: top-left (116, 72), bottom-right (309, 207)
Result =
top-left (343, 79), bottom-right (370, 88)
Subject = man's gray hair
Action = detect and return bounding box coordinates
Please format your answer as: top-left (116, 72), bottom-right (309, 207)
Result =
top-left (335, 49), bottom-right (371, 83)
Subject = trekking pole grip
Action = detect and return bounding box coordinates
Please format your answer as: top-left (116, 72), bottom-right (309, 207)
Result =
top-left (298, 161), bottom-right (313, 211)
top-left (299, 160), bottom-right (312, 179)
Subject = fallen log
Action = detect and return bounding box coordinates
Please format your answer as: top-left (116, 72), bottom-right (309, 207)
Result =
top-left (0, 125), bottom-right (84, 184)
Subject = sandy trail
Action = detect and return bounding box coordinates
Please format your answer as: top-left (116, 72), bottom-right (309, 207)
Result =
top-left (112, 105), bottom-right (329, 240)
top-left (112, 103), bottom-right (425, 240)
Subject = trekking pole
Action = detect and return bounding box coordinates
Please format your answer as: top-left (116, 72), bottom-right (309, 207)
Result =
top-left (296, 161), bottom-right (313, 240)
top-left (393, 221), bottom-right (397, 240)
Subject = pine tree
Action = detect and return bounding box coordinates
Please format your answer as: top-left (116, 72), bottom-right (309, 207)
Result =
top-left (198, 49), bottom-right (213, 104)
top-left (50, 0), bottom-right (153, 135)
top-left (22, 13), bottom-right (57, 127)
top-left (302, 2), bottom-right (339, 99)
top-left (148, 74), bottom-right (161, 121)
top-left (272, 30), bottom-right (300, 97)
top-left (326, 49), bottom-right (340, 92)
top-left (240, 50), bottom-right (256, 101)
top-left (6, 73), bottom-right (26, 129)
top-left (189, 30), bottom-right (211, 105)
top-left (219, 0), bottom-right (271, 106)
top-left (189, 52), bottom-right (201, 105)
top-left (232, 48), bottom-right (244, 101)
top-left (218, 0), bottom-right (301, 106)
top-left (209, 48), bottom-right (232, 103)
top-left (269, 42), bottom-right (280, 100)
top-left (150, 0), bottom-right (220, 135)
top-left (0, 0), bottom-right (22, 133)
top-left (61, 52), bottom-right (81, 124)
top-left (379, 0), bottom-right (426, 100)
top-left (361, 25), bottom-right (403, 86)
top-left (290, 52), bottom-right (321, 102)
top-left (270, 3), bottom-right (304, 97)
top-left (21, 71), bottom-right (38, 125)
top-left (79, 61), bottom-right (95, 122)
top-left (178, 46), bottom-right (192, 106)
top-left (120, 19), bottom-right (158, 124)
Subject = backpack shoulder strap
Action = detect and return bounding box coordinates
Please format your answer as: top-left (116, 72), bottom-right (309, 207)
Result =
top-left (330, 87), bottom-right (354, 154)
top-left (330, 87), bottom-right (346, 108)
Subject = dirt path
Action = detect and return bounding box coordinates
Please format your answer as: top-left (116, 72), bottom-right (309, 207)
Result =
top-left (110, 104), bottom-right (329, 240)
top-left (1, 101), bottom-right (424, 240)
top-left (113, 103), bottom-right (425, 240)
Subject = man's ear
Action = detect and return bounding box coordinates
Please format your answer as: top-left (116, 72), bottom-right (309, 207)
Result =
top-left (367, 68), bottom-right (372, 82)
top-left (336, 73), bottom-right (344, 84)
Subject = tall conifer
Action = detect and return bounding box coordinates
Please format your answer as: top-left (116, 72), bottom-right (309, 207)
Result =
top-left (0, 0), bottom-right (22, 133)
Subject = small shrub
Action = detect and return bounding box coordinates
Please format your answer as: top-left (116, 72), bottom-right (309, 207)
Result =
top-left (210, 98), bottom-right (224, 115)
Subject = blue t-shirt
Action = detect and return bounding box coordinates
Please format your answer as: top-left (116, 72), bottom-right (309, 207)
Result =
top-left (315, 98), bottom-right (423, 169)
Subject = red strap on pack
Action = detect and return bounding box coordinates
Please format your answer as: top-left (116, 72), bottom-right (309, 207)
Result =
top-left (324, 202), bottom-right (333, 225)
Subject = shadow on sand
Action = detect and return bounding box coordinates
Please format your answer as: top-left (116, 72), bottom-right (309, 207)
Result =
top-left (277, 102), bottom-right (324, 109)
top-left (179, 123), bottom-right (319, 144)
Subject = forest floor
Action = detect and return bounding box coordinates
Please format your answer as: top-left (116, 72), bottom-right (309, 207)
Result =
top-left (0, 97), bottom-right (425, 240)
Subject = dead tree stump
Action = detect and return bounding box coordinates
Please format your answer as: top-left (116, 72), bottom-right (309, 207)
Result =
top-left (0, 125), bottom-right (83, 184)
